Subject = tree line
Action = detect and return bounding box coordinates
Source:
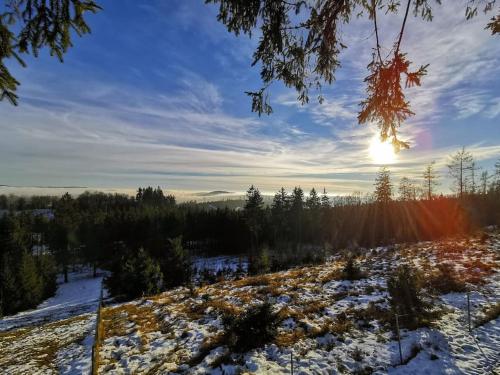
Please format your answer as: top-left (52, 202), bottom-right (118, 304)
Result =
top-left (1, 151), bottom-right (500, 312)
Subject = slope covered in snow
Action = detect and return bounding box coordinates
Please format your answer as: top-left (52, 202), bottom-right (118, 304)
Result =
top-left (95, 232), bottom-right (500, 374)
top-left (0, 269), bottom-right (104, 374)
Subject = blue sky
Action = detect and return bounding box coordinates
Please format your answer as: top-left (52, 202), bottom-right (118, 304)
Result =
top-left (0, 0), bottom-right (499, 198)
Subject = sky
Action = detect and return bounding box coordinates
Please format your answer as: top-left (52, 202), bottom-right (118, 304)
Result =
top-left (0, 0), bottom-right (499, 199)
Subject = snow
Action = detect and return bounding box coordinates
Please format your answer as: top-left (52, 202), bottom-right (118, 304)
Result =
top-left (94, 232), bottom-right (500, 374)
top-left (0, 268), bottom-right (104, 331)
top-left (1, 234), bottom-right (499, 374)
top-left (192, 255), bottom-right (248, 280)
top-left (0, 268), bottom-right (104, 374)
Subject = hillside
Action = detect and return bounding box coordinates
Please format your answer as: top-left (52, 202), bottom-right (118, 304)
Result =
top-left (94, 232), bottom-right (500, 374)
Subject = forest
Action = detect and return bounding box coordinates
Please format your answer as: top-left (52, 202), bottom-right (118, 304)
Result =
top-left (1, 150), bottom-right (500, 316)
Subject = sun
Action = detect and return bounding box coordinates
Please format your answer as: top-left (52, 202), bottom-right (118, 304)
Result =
top-left (369, 137), bottom-right (397, 164)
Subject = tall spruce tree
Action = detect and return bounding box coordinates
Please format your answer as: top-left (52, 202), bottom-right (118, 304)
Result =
top-left (245, 185), bottom-right (264, 251)
top-left (306, 188), bottom-right (320, 210)
top-left (320, 188), bottom-right (330, 208)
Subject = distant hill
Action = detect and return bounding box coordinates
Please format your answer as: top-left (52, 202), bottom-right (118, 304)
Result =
top-left (194, 191), bottom-right (233, 197)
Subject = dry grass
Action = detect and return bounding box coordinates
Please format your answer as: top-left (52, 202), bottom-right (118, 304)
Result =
top-left (101, 303), bottom-right (162, 348)
top-left (233, 274), bottom-right (270, 287)
top-left (274, 328), bottom-right (306, 347)
top-left (277, 306), bottom-right (305, 321)
top-left (474, 302), bottom-right (500, 328)
top-left (0, 314), bottom-right (91, 371)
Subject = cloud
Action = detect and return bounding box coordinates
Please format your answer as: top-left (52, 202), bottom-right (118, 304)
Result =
top-left (0, 1), bottom-right (499, 196)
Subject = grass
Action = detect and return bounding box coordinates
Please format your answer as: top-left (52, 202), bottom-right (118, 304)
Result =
top-left (100, 302), bottom-right (162, 349)
top-left (0, 314), bottom-right (91, 371)
top-left (274, 328), bottom-right (306, 347)
top-left (474, 302), bottom-right (500, 328)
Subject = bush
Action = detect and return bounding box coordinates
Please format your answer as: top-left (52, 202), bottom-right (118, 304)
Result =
top-left (341, 256), bottom-right (366, 280)
top-left (248, 246), bottom-right (326, 275)
top-left (474, 302), bottom-right (500, 328)
top-left (387, 264), bottom-right (431, 329)
top-left (223, 301), bottom-right (279, 352)
top-left (105, 247), bottom-right (163, 300)
top-left (426, 262), bottom-right (466, 294)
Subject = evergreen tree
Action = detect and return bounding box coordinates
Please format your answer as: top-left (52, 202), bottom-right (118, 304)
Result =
top-left (1, 0), bottom-right (101, 105)
top-left (271, 187), bottom-right (289, 244)
top-left (18, 250), bottom-right (44, 310)
top-left (244, 185), bottom-right (264, 251)
top-left (290, 187), bottom-right (304, 247)
top-left (106, 247), bottom-right (163, 300)
top-left (37, 254), bottom-right (57, 299)
top-left (0, 253), bottom-right (20, 316)
top-left (245, 185), bottom-right (264, 210)
top-left (398, 177), bottom-right (416, 201)
top-left (374, 167), bottom-right (392, 204)
top-left (320, 188), bottom-right (330, 208)
top-left (161, 237), bottom-right (192, 289)
top-left (206, 0), bottom-right (498, 146)
top-left (306, 188), bottom-right (320, 210)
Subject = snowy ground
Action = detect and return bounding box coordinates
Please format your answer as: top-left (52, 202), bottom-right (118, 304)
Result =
top-left (192, 255), bottom-right (248, 281)
top-left (96, 232), bottom-right (500, 374)
top-left (0, 268), bottom-right (104, 374)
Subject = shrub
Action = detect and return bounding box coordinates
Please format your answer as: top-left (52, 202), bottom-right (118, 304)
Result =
top-left (223, 301), bottom-right (279, 352)
top-left (426, 262), bottom-right (466, 294)
top-left (248, 246), bottom-right (326, 275)
top-left (474, 302), bottom-right (500, 328)
top-left (341, 256), bottom-right (366, 280)
top-left (387, 264), bottom-right (431, 329)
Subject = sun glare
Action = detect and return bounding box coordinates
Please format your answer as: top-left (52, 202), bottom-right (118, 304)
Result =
top-left (369, 137), bottom-right (396, 164)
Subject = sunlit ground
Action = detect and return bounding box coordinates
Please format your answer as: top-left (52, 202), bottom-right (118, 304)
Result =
top-left (369, 137), bottom-right (397, 164)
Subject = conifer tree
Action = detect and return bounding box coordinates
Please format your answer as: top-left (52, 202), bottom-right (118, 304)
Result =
top-left (0, 253), bottom-right (20, 316)
top-left (374, 167), bottom-right (392, 204)
top-left (206, 0), bottom-right (498, 147)
top-left (106, 247), bottom-right (163, 300)
top-left (290, 187), bottom-right (304, 248)
top-left (320, 188), bottom-right (330, 208)
top-left (244, 185), bottom-right (264, 251)
top-left (162, 237), bottom-right (192, 289)
top-left (18, 250), bottom-right (43, 310)
top-left (398, 177), bottom-right (416, 201)
top-left (306, 188), bottom-right (320, 210)
top-left (0, 0), bottom-right (101, 104)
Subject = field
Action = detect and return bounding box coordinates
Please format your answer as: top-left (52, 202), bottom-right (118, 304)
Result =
top-left (95, 232), bottom-right (500, 374)
top-left (1, 233), bottom-right (499, 374)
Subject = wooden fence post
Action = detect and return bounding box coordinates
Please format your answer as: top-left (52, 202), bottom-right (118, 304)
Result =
top-left (91, 285), bottom-right (104, 375)
top-left (395, 313), bottom-right (403, 365)
top-left (467, 292), bottom-right (472, 333)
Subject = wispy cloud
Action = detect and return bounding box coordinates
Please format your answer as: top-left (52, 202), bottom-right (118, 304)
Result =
top-left (0, 1), bottom-right (499, 196)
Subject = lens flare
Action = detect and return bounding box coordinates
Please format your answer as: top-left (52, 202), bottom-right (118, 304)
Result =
top-left (369, 137), bottom-right (396, 164)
